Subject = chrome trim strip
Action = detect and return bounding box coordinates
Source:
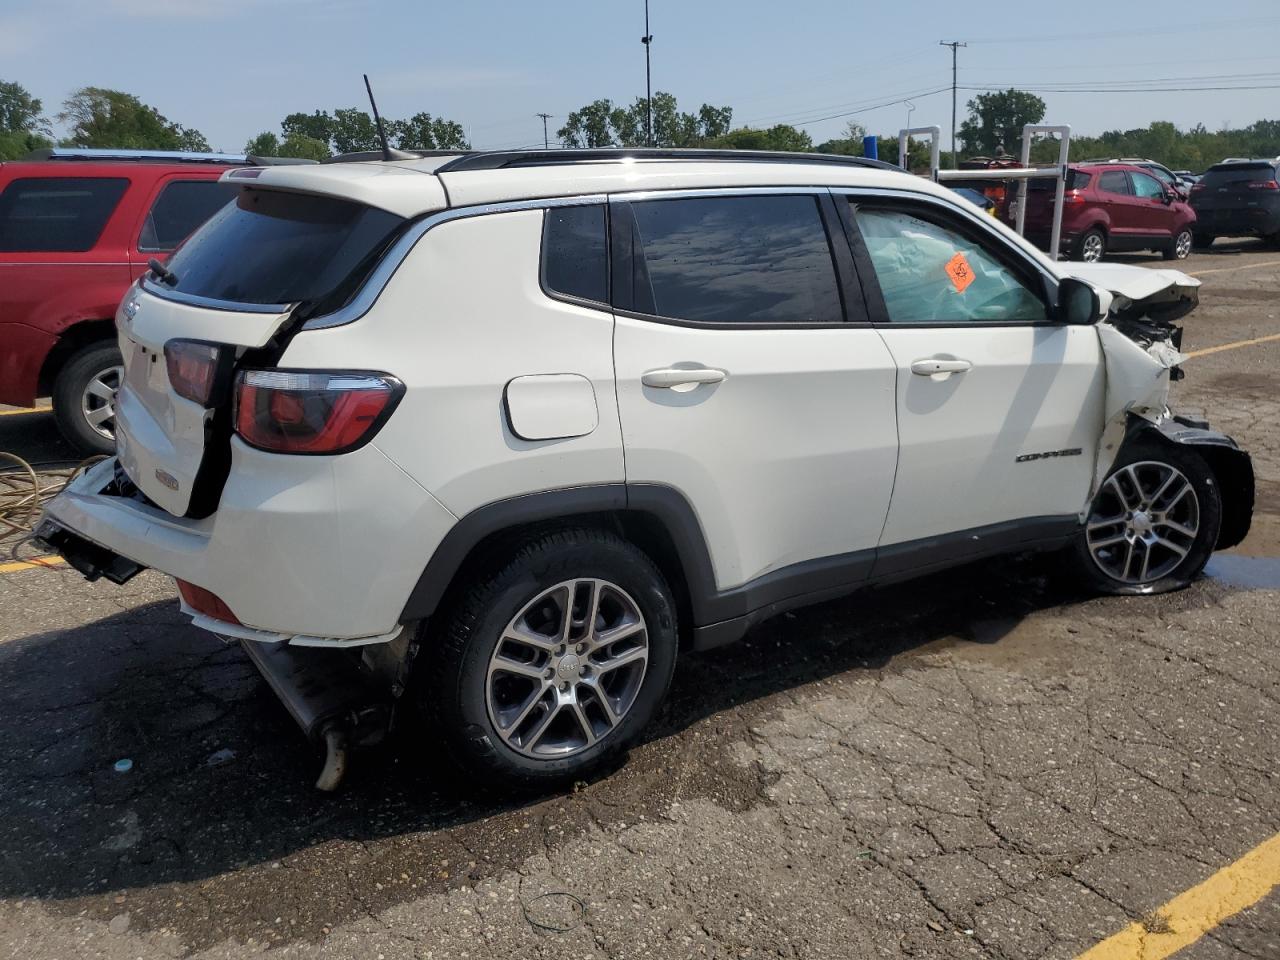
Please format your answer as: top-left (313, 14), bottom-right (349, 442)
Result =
top-left (607, 185), bottom-right (831, 203)
top-left (139, 276), bottom-right (294, 315)
top-left (301, 194), bottom-right (609, 330)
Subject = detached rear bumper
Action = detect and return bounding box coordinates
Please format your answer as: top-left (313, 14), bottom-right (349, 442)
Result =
top-left (38, 446), bottom-right (458, 644)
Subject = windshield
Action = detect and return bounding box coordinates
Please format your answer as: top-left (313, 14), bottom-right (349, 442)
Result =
top-left (162, 188), bottom-right (404, 306)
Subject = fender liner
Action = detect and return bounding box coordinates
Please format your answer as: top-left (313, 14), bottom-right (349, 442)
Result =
top-left (1131, 415), bottom-right (1255, 550)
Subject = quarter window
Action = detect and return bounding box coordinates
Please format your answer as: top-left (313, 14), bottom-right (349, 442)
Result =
top-left (852, 205), bottom-right (1047, 324)
top-left (542, 204), bottom-right (608, 304)
top-left (139, 180), bottom-right (239, 252)
top-left (1097, 171), bottom-right (1131, 196)
top-left (626, 194), bottom-right (843, 325)
top-left (0, 177), bottom-right (128, 252)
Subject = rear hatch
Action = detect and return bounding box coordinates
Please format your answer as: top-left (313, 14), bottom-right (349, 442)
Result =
top-left (1191, 163), bottom-right (1280, 223)
top-left (115, 185), bottom-right (407, 516)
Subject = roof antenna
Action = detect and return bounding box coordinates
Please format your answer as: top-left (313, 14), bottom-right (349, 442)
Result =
top-left (363, 73), bottom-right (413, 161)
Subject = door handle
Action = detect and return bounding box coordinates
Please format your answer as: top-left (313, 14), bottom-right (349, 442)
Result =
top-left (641, 367), bottom-right (728, 389)
top-left (910, 358), bottom-right (973, 377)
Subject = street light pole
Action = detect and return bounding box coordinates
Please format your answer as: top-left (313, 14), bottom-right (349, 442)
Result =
top-left (642, 0), bottom-right (654, 146)
top-left (536, 112), bottom-right (552, 150)
top-left (939, 40), bottom-right (967, 168)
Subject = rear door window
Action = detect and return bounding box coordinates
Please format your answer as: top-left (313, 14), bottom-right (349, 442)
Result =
top-left (0, 177), bottom-right (128, 252)
top-left (1097, 171), bottom-right (1131, 196)
top-left (623, 194), bottom-right (843, 325)
top-left (139, 179), bottom-right (239, 252)
top-left (161, 188), bottom-right (404, 308)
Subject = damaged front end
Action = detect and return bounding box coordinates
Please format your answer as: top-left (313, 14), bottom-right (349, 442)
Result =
top-left (1064, 263), bottom-right (1255, 550)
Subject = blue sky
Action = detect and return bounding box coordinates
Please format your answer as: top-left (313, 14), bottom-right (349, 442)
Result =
top-left (3, 0), bottom-right (1279, 153)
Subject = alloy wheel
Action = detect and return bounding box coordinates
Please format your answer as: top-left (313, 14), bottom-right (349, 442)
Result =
top-left (1081, 233), bottom-right (1105, 263)
top-left (1086, 461), bottom-right (1200, 584)
top-left (1174, 230), bottom-right (1193, 259)
top-left (80, 364), bottom-right (123, 442)
top-left (486, 578), bottom-right (649, 759)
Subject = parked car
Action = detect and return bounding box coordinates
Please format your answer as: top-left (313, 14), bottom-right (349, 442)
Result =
top-left (36, 148), bottom-right (1253, 790)
top-left (0, 148), bottom-right (307, 454)
top-left (947, 185), bottom-right (998, 215)
top-left (1188, 158), bottom-right (1280, 249)
top-left (1009, 163), bottom-right (1197, 262)
top-left (1084, 158), bottom-right (1189, 199)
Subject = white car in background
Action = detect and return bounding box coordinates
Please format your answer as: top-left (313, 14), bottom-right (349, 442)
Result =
top-left (37, 148), bottom-right (1255, 790)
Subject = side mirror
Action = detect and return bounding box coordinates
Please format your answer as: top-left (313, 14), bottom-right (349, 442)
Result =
top-left (1058, 277), bottom-right (1102, 325)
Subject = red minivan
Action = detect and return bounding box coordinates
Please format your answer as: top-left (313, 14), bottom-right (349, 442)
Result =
top-left (0, 149), bottom-right (258, 453)
top-left (1008, 162), bottom-right (1198, 264)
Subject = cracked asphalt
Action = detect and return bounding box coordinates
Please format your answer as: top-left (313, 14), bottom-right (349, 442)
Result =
top-left (1, 242), bottom-right (1279, 959)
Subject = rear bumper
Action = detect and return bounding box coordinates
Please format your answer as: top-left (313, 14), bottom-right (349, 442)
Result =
top-left (0, 322), bottom-right (56, 407)
top-left (39, 446), bottom-right (458, 644)
top-left (1191, 208), bottom-right (1280, 236)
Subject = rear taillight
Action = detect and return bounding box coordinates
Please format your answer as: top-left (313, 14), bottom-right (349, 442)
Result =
top-left (234, 370), bottom-right (402, 454)
top-left (1247, 180), bottom-right (1280, 190)
top-left (1190, 182), bottom-right (1205, 193)
top-left (165, 340), bottom-right (223, 405)
top-left (176, 579), bottom-right (241, 625)
top-left (1063, 189), bottom-right (1086, 204)
top-left (984, 185), bottom-right (1006, 204)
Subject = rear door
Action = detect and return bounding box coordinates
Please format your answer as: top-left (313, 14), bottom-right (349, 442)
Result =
top-left (610, 189), bottom-right (900, 596)
top-left (115, 187), bottom-right (406, 516)
top-left (839, 192), bottom-right (1104, 569)
top-left (1095, 169), bottom-right (1136, 243)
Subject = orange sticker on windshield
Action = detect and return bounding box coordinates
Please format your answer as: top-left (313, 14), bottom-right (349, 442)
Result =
top-left (945, 252), bottom-right (975, 293)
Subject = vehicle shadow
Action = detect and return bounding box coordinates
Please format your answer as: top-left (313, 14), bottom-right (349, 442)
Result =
top-left (0, 549), bottom-right (1087, 941)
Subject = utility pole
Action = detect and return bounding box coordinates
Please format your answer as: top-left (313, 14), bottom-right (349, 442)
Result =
top-left (536, 112), bottom-right (552, 150)
top-left (642, 0), bottom-right (654, 146)
top-left (939, 40), bottom-right (967, 168)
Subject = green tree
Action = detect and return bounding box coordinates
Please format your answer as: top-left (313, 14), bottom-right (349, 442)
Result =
top-left (390, 112), bottom-right (470, 150)
top-left (281, 110), bottom-right (335, 146)
top-left (57, 87), bottom-right (209, 151)
top-left (707, 124), bottom-right (813, 152)
top-left (280, 133), bottom-right (331, 160)
top-left (558, 93), bottom-right (732, 148)
top-left (0, 79), bottom-right (52, 160)
top-left (330, 108), bottom-right (379, 153)
top-left (958, 88), bottom-right (1046, 156)
top-left (815, 121), bottom-right (869, 156)
top-left (244, 131), bottom-right (280, 156)
top-left (558, 99), bottom-right (617, 147)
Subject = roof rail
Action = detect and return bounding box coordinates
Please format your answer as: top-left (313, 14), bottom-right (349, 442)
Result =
top-left (321, 148), bottom-right (476, 165)
top-left (21, 147), bottom-right (319, 166)
top-left (432, 147), bottom-right (902, 174)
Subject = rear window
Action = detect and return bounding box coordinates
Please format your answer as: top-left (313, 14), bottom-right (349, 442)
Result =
top-left (0, 177), bottom-right (128, 252)
top-left (162, 189), bottom-right (404, 307)
top-left (139, 180), bottom-right (239, 252)
top-left (1027, 170), bottom-right (1092, 191)
top-left (1200, 164), bottom-right (1278, 188)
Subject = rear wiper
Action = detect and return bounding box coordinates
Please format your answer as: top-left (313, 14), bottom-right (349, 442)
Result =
top-left (148, 258), bottom-right (179, 287)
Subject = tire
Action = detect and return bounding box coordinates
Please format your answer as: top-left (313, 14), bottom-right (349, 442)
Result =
top-left (52, 342), bottom-right (123, 456)
top-left (1070, 440), bottom-right (1222, 596)
top-left (423, 528), bottom-right (678, 790)
top-left (1072, 228), bottom-right (1106, 263)
top-left (1163, 228), bottom-right (1193, 261)
top-left (1191, 232), bottom-right (1215, 251)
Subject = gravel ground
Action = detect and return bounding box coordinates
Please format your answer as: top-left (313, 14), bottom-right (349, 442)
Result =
top-left (1, 240), bottom-right (1278, 959)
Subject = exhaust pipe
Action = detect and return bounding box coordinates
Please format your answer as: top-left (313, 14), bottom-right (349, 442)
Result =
top-left (239, 639), bottom-right (390, 791)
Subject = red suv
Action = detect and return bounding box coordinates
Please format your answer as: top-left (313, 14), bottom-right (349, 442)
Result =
top-left (0, 149), bottom-right (260, 453)
top-left (1009, 163), bottom-right (1197, 264)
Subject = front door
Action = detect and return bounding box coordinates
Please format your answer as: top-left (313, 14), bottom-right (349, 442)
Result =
top-left (839, 194), bottom-right (1105, 570)
top-left (610, 190), bottom-right (900, 598)
top-left (1128, 170), bottom-right (1172, 243)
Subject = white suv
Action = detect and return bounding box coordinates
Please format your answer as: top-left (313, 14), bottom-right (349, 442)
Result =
top-left (37, 148), bottom-right (1254, 790)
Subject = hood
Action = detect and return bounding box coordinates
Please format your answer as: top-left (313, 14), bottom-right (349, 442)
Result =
top-left (1051, 261), bottom-right (1200, 319)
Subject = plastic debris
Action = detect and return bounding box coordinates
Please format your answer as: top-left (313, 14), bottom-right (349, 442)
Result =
top-left (206, 748), bottom-right (237, 767)
top-left (113, 759), bottom-right (133, 774)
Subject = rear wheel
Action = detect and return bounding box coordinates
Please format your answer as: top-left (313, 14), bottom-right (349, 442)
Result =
top-left (423, 528), bottom-right (678, 789)
top-left (52, 342), bottom-right (123, 456)
top-left (1073, 228), bottom-right (1106, 263)
top-left (1163, 228), bottom-right (1193, 261)
top-left (1070, 441), bottom-right (1221, 595)
top-left (1191, 232), bottom-right (1215, 250)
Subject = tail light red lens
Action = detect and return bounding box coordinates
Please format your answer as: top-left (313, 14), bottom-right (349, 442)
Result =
top-left (984, 185), bottom-right (1006, 204)
top-left (1063, 189), bottom-right (1086, 204)
top-left (176, 579), bottom-right (241, 625)
top-left (1247, 180), bottom-right (1280, 191)
top-left (1190, 182), bottom-right (1205, 193)
top-left (234, 370), bottom-right (402, 454)
top-left (165, 340), bottom-right (222, 405)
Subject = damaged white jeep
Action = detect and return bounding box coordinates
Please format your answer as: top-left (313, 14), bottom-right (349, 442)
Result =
top-left (36, 149), bottom-right (1254, 790)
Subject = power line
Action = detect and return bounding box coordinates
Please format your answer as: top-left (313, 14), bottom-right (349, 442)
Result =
top-left (959, 83), bottom-right (1280, 94)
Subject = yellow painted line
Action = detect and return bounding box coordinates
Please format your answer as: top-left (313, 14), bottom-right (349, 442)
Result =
top-left (1188, 257), bottom-right (1280, 278)
top-left (0, 556), bottom-right (65, 575)
top-left (0, 406), bottom-right (52, 417)
top-left (1184, 331), bottom-right (1280, 359)
top-left (1076, 831), bottom-right (1280, 960)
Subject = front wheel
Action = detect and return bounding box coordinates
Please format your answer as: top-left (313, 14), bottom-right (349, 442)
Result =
top-left (423, 528), bottom-right (678, 789)
top-left (1070, 441), bottom-right (1222, 595)
top-left (1163, 228), bottom-right (1193, 261)
top-left (52, 342), bottom-right (123, 456)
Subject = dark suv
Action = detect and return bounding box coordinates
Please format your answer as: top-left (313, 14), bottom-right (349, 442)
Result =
top-left (1188, 159), bottom-right (1280, 249)
top-left (0, 148), bottom-right (306, 453)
